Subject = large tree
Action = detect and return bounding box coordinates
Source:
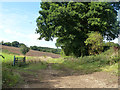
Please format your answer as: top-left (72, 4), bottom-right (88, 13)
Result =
top-left (36, 2), bottom-right (119, 57)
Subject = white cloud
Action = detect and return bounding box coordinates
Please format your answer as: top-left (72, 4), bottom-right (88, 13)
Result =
top-left (2, 28), bottom-right (57, 48)
top-left (28, 33), bottom-right (40, 40)
top-left (0, 25), bottom-right (3, 29)
top-left (4, 29), bottom-right (12, 34)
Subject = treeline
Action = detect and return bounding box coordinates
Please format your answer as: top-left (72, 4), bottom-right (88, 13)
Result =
top-left (103, 41), bottom-right (120, 51)
top-left (30, 46), bottom-right (61, 54)
top-left (1, 41), bottom-right (25, 47)
top-left (0, 41), bottom-right (61, 54)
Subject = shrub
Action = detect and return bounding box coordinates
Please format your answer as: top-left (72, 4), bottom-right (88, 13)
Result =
top-left (85, 32), bottom-right (104, 55)
top-left (20, 45), bottom-right (30, 55)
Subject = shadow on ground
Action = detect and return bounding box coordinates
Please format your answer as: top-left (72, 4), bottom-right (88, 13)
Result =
top-left (11, 62), bottom-right (118, 88)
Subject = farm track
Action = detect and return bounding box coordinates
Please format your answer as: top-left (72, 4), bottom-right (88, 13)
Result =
top-left (15, 65), bottom-right (118, 88)
top-left (2, 45), bottom-right (60, 58)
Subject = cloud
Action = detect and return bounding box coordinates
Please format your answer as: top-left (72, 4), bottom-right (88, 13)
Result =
top-left (2, 28), bottom-right (57, 48)
top-left (4, 29), bottom-right (12, 34)
top-left (0, 3), bottom-right (57, 48)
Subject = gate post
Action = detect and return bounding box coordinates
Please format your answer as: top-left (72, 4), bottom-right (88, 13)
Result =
top-left (23, 57), bottom-right (26, 63)
top-left (13, 56), bottom-right (16, 66)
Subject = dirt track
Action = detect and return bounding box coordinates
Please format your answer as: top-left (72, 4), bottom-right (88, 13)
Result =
top-left (15, 66), bottom-right (118, 88)
top-left (2, 45), bottom-right (60, 58)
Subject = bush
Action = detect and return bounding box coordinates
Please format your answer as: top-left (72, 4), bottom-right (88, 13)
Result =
top-left (20, 45), bottom-right (30, 55)
top-left (63, 47), bottom-right (119, 66)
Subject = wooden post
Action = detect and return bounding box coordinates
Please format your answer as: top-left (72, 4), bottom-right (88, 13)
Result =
top-left (13, 56), bottom-right (16, 66)
top-left (23, 57), bottom-right (26, 63)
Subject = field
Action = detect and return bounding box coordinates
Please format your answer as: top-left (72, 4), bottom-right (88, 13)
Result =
top-left (2, 45), bottom-right (60, 58)
top-left (1, 45), bottom-right (119, 88)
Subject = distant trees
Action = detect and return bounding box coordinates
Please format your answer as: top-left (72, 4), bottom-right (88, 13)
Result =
top-left (103, 42), bottom-right (120, 51)
top-left (4, 42), bottom-right (11, 46)
top-left (1, 40), bottom-right (61, 54)
top-left (18, 43), bottom-right (26, 47)
top-left (1, 41), bottom-right (26, 48)
top-left (11, 41), bottom-right (19, 47)
top-left (30, 46), bottom-right (61, 54)
top-left (30, 46), bottom-right (38, 50)
top-left (105, 42), bottom-right (119, 47)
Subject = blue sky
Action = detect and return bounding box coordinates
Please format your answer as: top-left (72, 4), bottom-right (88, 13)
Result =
top-left (0, 2), bottom-right (58, 48)
top-left (0, 2), bottom-right (119, 48)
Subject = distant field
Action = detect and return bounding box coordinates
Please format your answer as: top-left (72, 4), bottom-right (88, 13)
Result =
top-left (1, 50), bottom-right (53, 64)
top-left (1, 45), bottom-right (60, 58)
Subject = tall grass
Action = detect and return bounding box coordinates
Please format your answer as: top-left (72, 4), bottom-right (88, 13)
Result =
top-left (50, 47), bottom-right (119, 74)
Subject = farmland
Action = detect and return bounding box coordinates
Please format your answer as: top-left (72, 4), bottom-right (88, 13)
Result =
top-left (1, 2), bottom-right (120, 89)
top-left (2, 45), bottom-right (60, 58)
top-left (1, 45), bottom-right (119, 88)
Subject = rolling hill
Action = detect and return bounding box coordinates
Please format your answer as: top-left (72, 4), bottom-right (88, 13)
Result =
top-left (1, 45), bottom-right (60, 58)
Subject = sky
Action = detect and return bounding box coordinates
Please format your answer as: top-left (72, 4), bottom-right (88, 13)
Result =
top-left (0, 2), bottom-right (119, 49)
top-left (0, 2), bottom-right (58, 48)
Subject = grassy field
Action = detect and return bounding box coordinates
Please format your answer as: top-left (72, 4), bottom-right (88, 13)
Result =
top-left (2, 47), bottom-right (119, 88)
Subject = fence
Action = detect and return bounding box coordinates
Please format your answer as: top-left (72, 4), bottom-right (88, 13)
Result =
top-left (13, 56), bottom-right (26, 66)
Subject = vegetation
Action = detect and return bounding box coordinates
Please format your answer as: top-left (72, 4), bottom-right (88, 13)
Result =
top-left (2, 63), bottom-right (22, 87)
top-left (20, 45), bottom-right (30, 55)
top-left (0, 41), bottom-right (61, 54)
top-left (1, 2), bottom-right (120, 88)
top-left (48, 47), bottom-right (119, 75)
top-left (36, 2), bottom-right (119, 57)
top-left (11, 41), bottom-right (20, 47)
top-left (2, 46), bottom-right (119, 88)
top-left (85, 32), bottom-right (103, 55)
top-left (30, 45), bottom-right (61, 54)
top-left (1, 50), bottom-right (47, 87)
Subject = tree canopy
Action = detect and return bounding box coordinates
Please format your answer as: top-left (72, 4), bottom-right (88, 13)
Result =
top-left (36, 2), bottom-right (119, 57)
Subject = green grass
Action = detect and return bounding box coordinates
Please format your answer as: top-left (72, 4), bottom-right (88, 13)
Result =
top-left (2, 53), bottom-right (14, 63)
top-left (100, 63), bottom-right (118, 75)
top-left (2, 51), bottom-right (49, 88)
top-left (23, 62), bottom-right (47, 70)
top-left (2, 47), bottom-right (119, 88)
top-left (47, 57), bottom-right (64, 63)
top-left (2, 63), bottom-right (23, 87)
top-left (49, 47), bottom-right (119, 74)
